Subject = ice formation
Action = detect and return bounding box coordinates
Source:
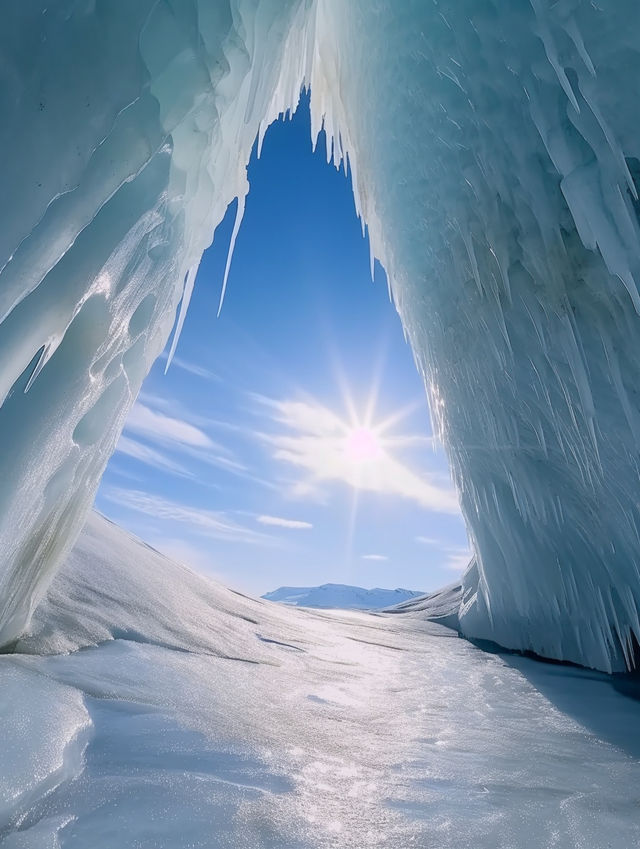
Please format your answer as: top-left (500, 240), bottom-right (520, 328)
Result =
top-left (3, 1), bottom-right (640, 671)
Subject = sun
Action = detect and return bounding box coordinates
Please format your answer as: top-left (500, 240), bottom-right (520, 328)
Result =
top-left (343, 426), bottom-right (382, 463)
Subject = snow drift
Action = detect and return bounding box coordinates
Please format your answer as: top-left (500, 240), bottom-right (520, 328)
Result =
top-left (4, 512), bottom-right (640, 848)
top-left (3, 1), bottom-right (640, 671)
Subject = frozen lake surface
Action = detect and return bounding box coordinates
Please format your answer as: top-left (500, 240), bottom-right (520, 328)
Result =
top-left (1, 513), bottom-right (639, 848)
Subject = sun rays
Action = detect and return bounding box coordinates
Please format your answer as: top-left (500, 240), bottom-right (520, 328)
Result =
top-left (256, 390), bottom-right (460, 514)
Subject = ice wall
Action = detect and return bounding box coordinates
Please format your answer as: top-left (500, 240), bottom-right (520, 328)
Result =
top-left (0, 0), bottom-right (315, 646)
top-left (3, 0), bottom-right (640, 672)
top-left (313, 0), bottom-right (640, 672)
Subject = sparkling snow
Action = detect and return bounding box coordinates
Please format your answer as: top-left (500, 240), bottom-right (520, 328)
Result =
top-left (1, 513), bottom-right (639, 848)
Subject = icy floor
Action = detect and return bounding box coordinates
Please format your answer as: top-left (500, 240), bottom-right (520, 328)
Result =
top-left (1, 515), bottom-right (639, 848)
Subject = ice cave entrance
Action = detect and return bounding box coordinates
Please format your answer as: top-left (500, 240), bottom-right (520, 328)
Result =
top-left (94, 93), bottom-right (469, 600)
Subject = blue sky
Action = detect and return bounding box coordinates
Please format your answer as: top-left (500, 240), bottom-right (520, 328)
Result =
top-left (95, 94), bottom-right (470, 595)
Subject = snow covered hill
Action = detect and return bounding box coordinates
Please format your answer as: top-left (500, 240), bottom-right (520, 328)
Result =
top-left (262, 584), bottom-right (423, 610)
top-left (2, 512), bottom-right (640, 847)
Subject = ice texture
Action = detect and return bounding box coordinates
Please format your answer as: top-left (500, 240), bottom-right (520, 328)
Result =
top-left (0, 0), bottom-right (315, 645)
top-left (3, 1), bottom-right (640, 671)
top-left (3, 513), bottom-right (640, 847)
top-left (320, 0), bottom-right (640, 672)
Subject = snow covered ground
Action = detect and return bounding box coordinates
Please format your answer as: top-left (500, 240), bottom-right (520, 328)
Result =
top-left (1, 512), bottom-right (640, 848)
top-left (262, 584), bottom-right (423, 610)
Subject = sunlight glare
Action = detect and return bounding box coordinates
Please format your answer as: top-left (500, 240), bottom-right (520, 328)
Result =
top-left (343, 426), bottom-right (381, 463)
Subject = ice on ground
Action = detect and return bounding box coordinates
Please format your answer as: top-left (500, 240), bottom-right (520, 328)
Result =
top-left (1, 512), bottom-right (640, 848)
top-left (0, 668), bottom-right (89, 835)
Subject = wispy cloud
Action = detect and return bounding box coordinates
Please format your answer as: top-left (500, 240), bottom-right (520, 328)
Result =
top-left (257, 515), bottom-right (313, 529)
top-left (103, 487), bottom-right (272, 545)
top-left (116, 435), bottom-right (191, 477)
top-left (117, 396), bottom-right (279, 487)
top-left (415, 535), bottom-right (471, 572)
top-left (126, 402), bottom-right (217, 449)
top-left (361, 554), bottom-right (388, 561)
top-left (137, 392), bottom-right (257, 442)
top-left (255, 397), bottom-right (460, 513)
top-left (159, 352), bottom-right (219, 382)
top-left (445, 549), bottom-right (472, 572)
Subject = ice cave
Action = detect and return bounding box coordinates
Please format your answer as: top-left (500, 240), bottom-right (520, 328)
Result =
top-left (6, 3), bottom-right (640, 847)
top-left (3, 0), bottom-right (640, 678)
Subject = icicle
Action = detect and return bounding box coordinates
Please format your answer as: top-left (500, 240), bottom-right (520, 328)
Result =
top-left (257, 121), bottom-right (267, 159)
top-left (460, 228), bottom-right (483, 296)
top-left (617, 269), bottom-right (640, 316)
top-left (24, 341), bottom-right (53, 393)
top-left (369, 236), bottom-right (375, 282)
top-left (217, 186), bottom-right (248, 318)
top-left (165, 263), bottom-right (198, 373)
top-left (564, 16), bottom-right (596, 77)
top-left (580, 85), bottom-right (638, 201)
top-left (531, 1), bottom-right (581, 114)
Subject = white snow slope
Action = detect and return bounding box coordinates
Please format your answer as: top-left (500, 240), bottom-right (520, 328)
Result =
top-left (2, 512), bottom-right (640, 848)
top-left (4, 2), bottom-right (640, 671)
top-left (262, 584), bottom-right (423, 610)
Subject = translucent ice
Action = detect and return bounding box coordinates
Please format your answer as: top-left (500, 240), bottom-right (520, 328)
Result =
top-left (0, 0), bottom-right (315, 645)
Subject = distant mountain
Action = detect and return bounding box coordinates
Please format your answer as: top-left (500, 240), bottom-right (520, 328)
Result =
top-left (262, 583), bottom-right (424, 610)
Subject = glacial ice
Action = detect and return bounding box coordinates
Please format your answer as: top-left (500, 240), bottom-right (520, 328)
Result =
top-left (0, 0), bottom-right (316, 646)
top-left (3, 1), bottom-right (640, 671)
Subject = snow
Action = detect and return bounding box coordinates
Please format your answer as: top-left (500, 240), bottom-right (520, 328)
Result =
top-left (2, 2), bottom-right (640, 670)
top-left (384, 581), bottom-right (464, 630)
top-left (2, 512), bottom-right (640, 847)
top-left (262, 584), bottom-right (423, 610)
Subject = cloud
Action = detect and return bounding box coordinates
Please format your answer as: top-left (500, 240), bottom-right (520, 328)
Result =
top-left (361, 554), bottom-right (388, 561)
top-left (257, 515), bottom-right (313, 529)
top-left (444, 549), bottom-right (472, 572)
top-left (257, 397), bottom-right (460, 513)
top-left (415, 535), bottom-right (472, 572)
top-left (115, 435), bottom-right (191, 477)
top-left (103, 488), bottom-right (271, 545)
top-left (159, 352), bottom-right (219, 382)
top-left (126, 402), bottom-right (216, 449)
top-left (120, 396), bottom-right (279, 487)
